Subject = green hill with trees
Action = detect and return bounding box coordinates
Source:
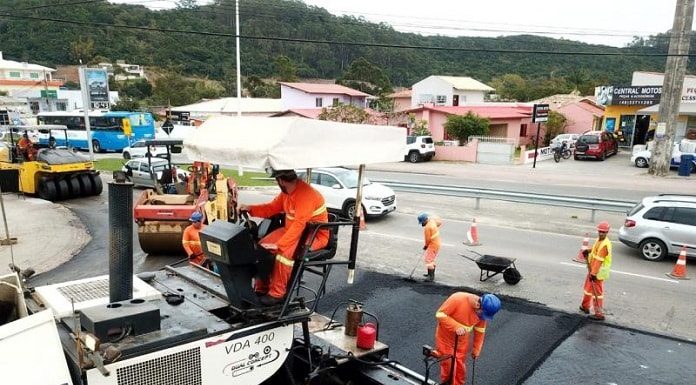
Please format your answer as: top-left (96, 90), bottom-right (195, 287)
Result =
top-left (0, 0), bottom-right (686, 107)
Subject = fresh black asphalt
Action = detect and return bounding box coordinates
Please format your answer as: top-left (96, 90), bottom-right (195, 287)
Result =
top-left (316, 267), bottom-right (696, 385)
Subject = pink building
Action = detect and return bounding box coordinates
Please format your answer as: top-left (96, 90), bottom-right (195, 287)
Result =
top-left (271, 107), bottom-right (388, 125)
top-left (279, 82), bottom-right (371, 110)
top-left (387, 89), bottom-right (412, 112)
top-left (405, 104), bottom-right (535, 145)
top-left (531, 94), bottom-right (604, 135)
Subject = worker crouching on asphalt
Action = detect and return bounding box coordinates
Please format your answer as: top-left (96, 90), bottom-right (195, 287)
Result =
top-left (182, 212), bottom-right (207, 266)
top-left (237, 169), bottom-right (329, 306)
top-left (418, 212), bottom-right (442, 282)
top-left (579, 221), bottom-right (612, 321)
top-left (433, 292), bottom-right (501, 385)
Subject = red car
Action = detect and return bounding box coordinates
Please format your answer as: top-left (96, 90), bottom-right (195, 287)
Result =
top-left (573, 131), bottom-right (618, 161)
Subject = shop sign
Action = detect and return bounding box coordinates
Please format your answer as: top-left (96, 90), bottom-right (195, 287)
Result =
top-left (595, 85), bottom-right (661, 106)
top-left (681, 87), bottom-right (696, 102)
top-left (532, 104), bottom-right (549, 123)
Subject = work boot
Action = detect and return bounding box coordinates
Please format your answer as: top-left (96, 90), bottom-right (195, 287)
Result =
top-left (423, 269), bottom-right (435, 282)
top-left (578, 306), bottom-right (590, 314)
top-left (259, 295), bottom-right (284, 307)
top-left (589, 314), bottom-right (605, 321)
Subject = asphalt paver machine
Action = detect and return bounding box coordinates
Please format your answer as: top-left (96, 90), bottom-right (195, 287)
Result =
top-left (0, 116), bottom-right (437, 385)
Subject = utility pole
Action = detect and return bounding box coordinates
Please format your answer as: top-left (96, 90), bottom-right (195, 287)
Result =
top-left (650, 0), bottom-right (694, 176)
top-left (43, 69), bottom-right (51, 112)
top-left (235, 0), bottom-right (242, 117)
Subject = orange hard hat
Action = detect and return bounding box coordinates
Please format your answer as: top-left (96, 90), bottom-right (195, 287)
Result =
top-left (596, 221), bottom-right (610, 232)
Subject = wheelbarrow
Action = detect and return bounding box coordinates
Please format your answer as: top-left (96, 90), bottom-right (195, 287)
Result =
top-left (460, 250), bottom-right (522, 285)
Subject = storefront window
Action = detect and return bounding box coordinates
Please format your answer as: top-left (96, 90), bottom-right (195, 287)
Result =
top-left (618, 115), bottom-right (636, 148)
top-left (605, 118), bottom-right (616, 132)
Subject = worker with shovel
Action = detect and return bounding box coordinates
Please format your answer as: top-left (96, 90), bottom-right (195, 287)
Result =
top-left (418, 212), bottom-right (442, 282)
top-left (433, 292), bottom-right (501, 385)
top-left (579, 221), bottom-right (612, 321)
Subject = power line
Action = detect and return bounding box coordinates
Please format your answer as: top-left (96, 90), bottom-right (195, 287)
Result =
top-left (1, 0), bottom-right (106, 12)
top-left (0, 11), bottom-right (680, 57)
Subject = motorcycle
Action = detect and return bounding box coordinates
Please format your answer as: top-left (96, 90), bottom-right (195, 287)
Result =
top-left (552, 142), bottom-right (572, 163)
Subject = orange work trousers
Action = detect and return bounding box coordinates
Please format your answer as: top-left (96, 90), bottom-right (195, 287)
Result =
top-left (436, 335), bottom-right (468, 385)
top-left (253, 228), bottom-right (326, 299)
top-left (581, 274), bottom-right (604, 316)
top-left (424, 249), bottom-right (438, 270)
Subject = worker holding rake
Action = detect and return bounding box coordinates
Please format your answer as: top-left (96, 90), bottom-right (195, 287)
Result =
top-left (418, 212), bottom-right (442, 282)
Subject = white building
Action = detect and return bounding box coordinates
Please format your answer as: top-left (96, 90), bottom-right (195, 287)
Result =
top-left (171, 97), bottom-right (283, 119)
top-left (0, 51), bottom-right (62, 95)
top-left (8, 89), bottom-right (119, 115)
top-left (411, 75), bottom-right (495, 107)
top-left (97, 60), bottom-right (146, 81)
top-left (279, 82), bottom-right (371, 110)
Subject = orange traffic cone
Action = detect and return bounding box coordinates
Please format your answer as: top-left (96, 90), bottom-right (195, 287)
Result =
top-left (666, 246), bottom-right (690, 280)
top-left (359, 207), bottom-right (367, 231)
top-left (463, 218), bottom-right (481, 246)
top-left (573, 233), bottom-right (590, 264)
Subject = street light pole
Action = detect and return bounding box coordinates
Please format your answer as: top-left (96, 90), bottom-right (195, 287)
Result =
top-left (235, 0), bottom-right (242, 117)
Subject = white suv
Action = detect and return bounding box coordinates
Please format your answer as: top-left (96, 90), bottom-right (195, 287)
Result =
top-left (404, 135), bottom-right (435, 163)
top-left (619, 194), bottom-right (696, 261)
top-left (297, 167), bottom-right (396, 220)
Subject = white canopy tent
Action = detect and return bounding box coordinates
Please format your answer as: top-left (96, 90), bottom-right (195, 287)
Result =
top-left (183, 116), bottom-right (405, 170)
top-left (184, 115), bottom-right (407, 284)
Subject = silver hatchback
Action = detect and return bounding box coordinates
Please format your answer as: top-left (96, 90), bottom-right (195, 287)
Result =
top-left (618, 195), bottom-right (696, 261)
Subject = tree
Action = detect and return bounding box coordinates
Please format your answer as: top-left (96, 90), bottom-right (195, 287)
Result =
top-left (444, 112), bottom-right (490, 144)
top-left (62, 81), bottom-right (80, 90)
top-left (244, 76), bottom-right (280, 98)
top-left (542, 111), bottom-right (568, 145)
top-left (490, 74), bottom-right (528, 101)
top-left (274, 55), bottom-right (298, 82)
top-left (407, 113), bottom-right (431, 136)
top-left (338, 57), bottom-right (392, 96)
top-left (113, 99), bottom-right (140, 112)
top-left (318, 104), bottom-right (370, 123)
top-left (177, 0), bottom-right (198, 8)
top-left (69, 36), bottom-right (95, 64)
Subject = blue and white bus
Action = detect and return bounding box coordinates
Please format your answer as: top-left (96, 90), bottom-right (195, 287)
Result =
top-left (37, 111), bottom-right (156, 152)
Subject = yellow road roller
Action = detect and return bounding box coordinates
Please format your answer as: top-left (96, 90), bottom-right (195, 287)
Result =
top-left (0, 127), bottom-right (102, 200)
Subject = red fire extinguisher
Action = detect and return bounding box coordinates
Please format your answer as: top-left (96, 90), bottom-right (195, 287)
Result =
top-left (356, 322), bottom-right (377, 350)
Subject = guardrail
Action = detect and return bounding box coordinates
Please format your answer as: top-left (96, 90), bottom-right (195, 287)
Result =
top-left (373, 180), bottom-right (638, 222)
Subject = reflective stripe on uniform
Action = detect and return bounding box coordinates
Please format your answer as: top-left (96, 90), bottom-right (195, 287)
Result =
top-left (584, 291), bottom-right (603, 299)
top-left (182, 240), bottom-right (200, 245)
top-left (430, 230), bottom-right (440, 240)
top-left (285, 205), bottom-right (327, 221)
top-left (275, 254), bottom-right (294, 267)
top-left (474, 327), bottom-right (486, 333)
top-left (435, 311), bottom-right (473, 331)
top-left (593, 256), bottom-right (605, 262)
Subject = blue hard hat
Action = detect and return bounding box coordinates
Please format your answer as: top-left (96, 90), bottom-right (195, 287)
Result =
top-left (417, 212), bottom-right (428, 225)
top-left (189, 211), bottom-right (203, 222)
top-left (480, 294), bottom-right (501, 321)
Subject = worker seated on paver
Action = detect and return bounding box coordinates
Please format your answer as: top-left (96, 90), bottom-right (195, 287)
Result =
top-left (237, 168), bottom-right (329, 307)
top-left (183, 211), bottom-right (213, 269)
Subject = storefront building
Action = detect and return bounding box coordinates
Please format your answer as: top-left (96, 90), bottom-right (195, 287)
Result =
top-left (595, 71), bottom-right (696, 148)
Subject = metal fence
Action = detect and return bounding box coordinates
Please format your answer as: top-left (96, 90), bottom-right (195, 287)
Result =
top-left (373, 180), bottom-right (637, 222)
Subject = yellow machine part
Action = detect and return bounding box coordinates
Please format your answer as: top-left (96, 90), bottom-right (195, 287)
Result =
top-left (138, 221), bottom-right (189, 256)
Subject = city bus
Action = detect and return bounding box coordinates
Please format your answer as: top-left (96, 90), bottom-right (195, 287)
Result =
top-left (36, 111), bottom-right (156, 152)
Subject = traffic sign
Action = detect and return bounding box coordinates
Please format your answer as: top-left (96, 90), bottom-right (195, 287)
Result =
top-left (162, 120), bottom-right (174, 135)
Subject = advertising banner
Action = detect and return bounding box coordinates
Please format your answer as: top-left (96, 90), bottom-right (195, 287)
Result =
top-left (532, 104), bottom-right (549, 123)
top-left (84, 68), bottom-right (109, 103)
top-left (595, 85), bottom-right (662, 106)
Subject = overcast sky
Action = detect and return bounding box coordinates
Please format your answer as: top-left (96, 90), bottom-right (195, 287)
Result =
top-left (111, 0), bottom-right (682, 47)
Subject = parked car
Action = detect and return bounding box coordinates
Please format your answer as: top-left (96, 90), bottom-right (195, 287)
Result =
top-left (618, 194), bottom-right (696, 261)
top-left (122, 158), bottom-right (188, 188)
top-left (550, 133), bottom-right (579, 149)
top-left (631, 140), bottom-right (696, 171)
top-left (297, 167), bottom-right (396, 220)
top-left (122, 140), bottom-right (169, 159)
top-left (404, 135), bottom-right (435, 163)
top-left (573, 131), bottom-right (618, 161)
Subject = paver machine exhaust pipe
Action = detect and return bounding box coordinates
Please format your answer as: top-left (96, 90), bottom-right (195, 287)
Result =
top-left (109, 173), bottom-right (134, 302)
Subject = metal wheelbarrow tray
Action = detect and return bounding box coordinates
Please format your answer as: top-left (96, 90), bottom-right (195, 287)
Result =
top-left (460, 252), bottom-right (521, 284)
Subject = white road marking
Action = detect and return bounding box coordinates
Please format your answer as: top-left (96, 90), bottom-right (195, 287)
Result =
top-left (559, 262), bottom-right (679, 284)
top-left (366, 231), bottom-right (457, 248)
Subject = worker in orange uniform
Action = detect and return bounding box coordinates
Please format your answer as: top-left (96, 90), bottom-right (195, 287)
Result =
top-left (417, 212), bottom-right (442, 282)
top-left (433, 292), bottom-right (501, 385)
top-left (182, 212), bottom-right (207, 266)
top-left (17, 131), bottom-right (37, 161)
top-left (238, 169), bottom-right (329, 306)
top-left (579, 221), bottom-right (612, 321)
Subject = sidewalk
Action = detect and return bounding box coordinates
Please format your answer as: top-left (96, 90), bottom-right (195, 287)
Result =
top-left (0, 194), bottom-right (89, 276)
